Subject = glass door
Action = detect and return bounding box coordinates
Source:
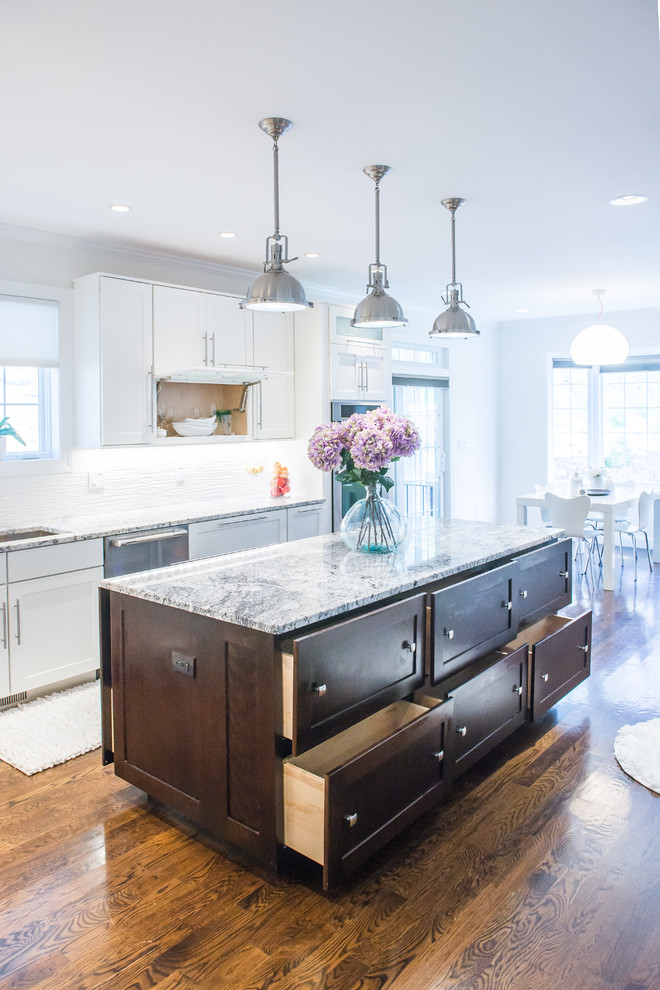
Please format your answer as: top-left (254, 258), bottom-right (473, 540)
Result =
top-left (392, 377), bottom-right (449, 519)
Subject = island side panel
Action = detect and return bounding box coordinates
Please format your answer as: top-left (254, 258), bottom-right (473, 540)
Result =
top-left (108, 591), bottom-right (278, 865)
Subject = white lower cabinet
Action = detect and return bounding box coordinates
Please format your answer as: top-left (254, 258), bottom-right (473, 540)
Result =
top-left (2, 540), bottom-right (104, 698)
top-left (188, 511), bottom-right (288, 560)
top-left (287, 504), bottom-right (323, 542)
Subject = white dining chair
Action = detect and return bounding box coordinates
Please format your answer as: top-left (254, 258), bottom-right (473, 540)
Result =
top-left (544, 493), bottom-right (601, 579)
top-left (615, 490), bottom-right (654, 581)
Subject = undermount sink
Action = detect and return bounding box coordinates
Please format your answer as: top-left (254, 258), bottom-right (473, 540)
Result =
top-left (0, 528), bottom-right (68, 544)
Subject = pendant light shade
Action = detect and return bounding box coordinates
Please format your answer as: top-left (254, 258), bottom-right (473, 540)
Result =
top-left (569, 290), bottom-right (629, 365)
top-left (429, 198), bottom-right (479, 339)
top-left (351, 165), bottom-right (407, 330)
top-left (242, 117), bottom-right (310, 313)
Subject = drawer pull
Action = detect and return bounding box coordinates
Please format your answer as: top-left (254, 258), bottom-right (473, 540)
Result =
top-left (577, 644), bottom-right (589, 653)
top-left (502, 600), bottom-right (512, 611)
top-left (313, 683), bottom-right (327, 696)
top-left (559, 570), bottom-right (569, 578)
top-left (402, 640), bottom-right (416, 654)
top-left (457, 726), bottom-right (467, 737)
top-left (344, 812), bottom-right (358, 828)
top-left (432, 750), bottom-right (444, 763)
top-left (444, 628), bottom-right (454, 640)
top-left (519, 589), bottom-right (528, 599)
top-left (513, 684), bottom-right (523, 695)
top-left (541, 673), bottom-right (549, 682)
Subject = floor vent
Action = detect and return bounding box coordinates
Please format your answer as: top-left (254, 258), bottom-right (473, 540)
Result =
top-left (0, 691), bottom-right (28, 710)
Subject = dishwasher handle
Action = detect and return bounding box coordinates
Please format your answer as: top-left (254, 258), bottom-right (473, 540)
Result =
top-left (108, 528), bottom-right (188, 548)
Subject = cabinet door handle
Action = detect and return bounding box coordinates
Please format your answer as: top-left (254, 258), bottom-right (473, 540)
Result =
top-left (313, 683), bottom-right (327, 696)
top-left (502, 600), bottom-right (512, 611)
top-left (457, 726), bottom-right (467, 737)
top-left (541, 673), bottom-right (549, 682)
top-left (519, 589), bottom-right (528, 598)
top-left (14, 601), bottom-right (21, 645)
top-left (364, 361), bottom-right (369, 393)
top-left (146, 374), bottom-right (154, 431)
top-left (203, 332), bottom-right (208, 366)
top-left (258, 380), bottom-right (263, 431)
top-left (444, 628), bottom-right (454, 640)
top-left (559, 570), bottom-right (569, 578)
top-left (402, 640), bottom-right (416, 654)
top-left (513, 684), bottom-right (523, 695)
top-left (211, 332), bottom-right (216, 366)
top-left (432, 750), bottom-right (444, 763)
top-left (577, 644), bottom-right (589, 653)
top-left (1, 602), bottom-right (6, 649)
top-left (344, 812), bottom-right (358, 827)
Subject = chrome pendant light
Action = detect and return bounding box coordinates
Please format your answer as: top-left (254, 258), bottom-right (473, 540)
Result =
top-left (241, 117), bottom-right (310, 312)
top-left (351, 165), bottom-right (407, 329)
top-left (570, 289), bottom-right (629, 365)
top-left (430, 198), bottom-right (479, 338)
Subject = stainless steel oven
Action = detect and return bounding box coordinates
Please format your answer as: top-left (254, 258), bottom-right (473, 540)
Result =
top-left (330, 400), bottom-right (381, 531)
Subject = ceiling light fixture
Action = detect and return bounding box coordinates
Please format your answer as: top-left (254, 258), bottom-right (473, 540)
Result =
top-left (570, 289), bottom-right (629, 366)
top-left (241, 117), bottom-right (310, 312)
top-left (219, 231), bottom-right (237, 238)
top-left (429, 198), bottom-right (479, 338)
top-left (609, 194), bottom-right (648, 206)
top-left (109, 204), bottom-right (131, 213)
top-left (304, 252), bottom-right (320, 258)
top-left (351, 165), bottom-right (407, 330)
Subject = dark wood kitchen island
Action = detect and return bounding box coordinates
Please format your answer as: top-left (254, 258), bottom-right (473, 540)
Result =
top-left (100, 519), bottom-right (591, 889)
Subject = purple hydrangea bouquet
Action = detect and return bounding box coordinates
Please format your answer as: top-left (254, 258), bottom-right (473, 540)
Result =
top-left (307, 407), bottom-right (421, 553)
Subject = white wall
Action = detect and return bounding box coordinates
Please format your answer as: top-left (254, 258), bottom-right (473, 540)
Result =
top-left (497, 307), bottom-right (660, 524)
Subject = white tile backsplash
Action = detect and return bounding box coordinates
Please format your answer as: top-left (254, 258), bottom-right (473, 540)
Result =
top-left (0, 439), bottom-right (321, 528)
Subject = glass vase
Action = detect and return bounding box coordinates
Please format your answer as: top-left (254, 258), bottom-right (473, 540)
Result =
top-left (340, 484), bottom-right (407, 554)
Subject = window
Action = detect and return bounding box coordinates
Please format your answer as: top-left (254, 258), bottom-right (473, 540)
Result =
top-left (0, 292), bottom-right (60, 461)
top-left (550, 357), bottom-right (660, 484)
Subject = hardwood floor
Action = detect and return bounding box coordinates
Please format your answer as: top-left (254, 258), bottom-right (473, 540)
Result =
top-left (2, 559), bottom-right (660, 990)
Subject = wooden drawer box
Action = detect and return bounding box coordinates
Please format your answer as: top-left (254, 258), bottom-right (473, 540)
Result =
top-left (446, 646), bottom-right (528, 777)
top-left (283, 697), bottom-right (452, 890)
top-left (515, 539), bottom-right (572, 624)
top-left (430, 562), bottom-right (516, 684)
top-left (281, 594), bottom-right (426, 753)
top-left (505, 610), bottom-right (592, 721)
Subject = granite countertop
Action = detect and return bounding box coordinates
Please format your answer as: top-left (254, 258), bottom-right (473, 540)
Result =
top-left (101, 518), bottom-right (561, 635)
top-left (0, 495), bottom-right (324, 552)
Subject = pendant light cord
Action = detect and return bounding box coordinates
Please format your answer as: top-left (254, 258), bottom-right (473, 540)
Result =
top-left (272, 137), bottom-right (280, 240)
top-left (450, 206), bottom-right (457, 286)
top-left (374, 179), bottom-right (381, 266)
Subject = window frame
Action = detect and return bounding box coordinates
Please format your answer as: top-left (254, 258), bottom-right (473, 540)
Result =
top-left (0, 279), bottom-right (73, 477)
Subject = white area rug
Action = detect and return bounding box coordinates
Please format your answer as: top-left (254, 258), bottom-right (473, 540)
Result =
top-left (0, 681), bottom-right (101, 775)
top-left (614, 717), bottom-right (660, 795)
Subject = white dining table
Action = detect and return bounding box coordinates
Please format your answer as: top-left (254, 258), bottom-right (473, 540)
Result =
top-left (516, 487), bottom-right (660, 591)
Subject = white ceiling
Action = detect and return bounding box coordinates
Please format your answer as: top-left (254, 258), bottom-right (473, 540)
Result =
top-left (2, 0), bottom-right (660, 326)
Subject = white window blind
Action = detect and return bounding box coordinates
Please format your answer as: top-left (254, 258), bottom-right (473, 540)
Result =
top-left (0, 294), bottom-right (59, 367)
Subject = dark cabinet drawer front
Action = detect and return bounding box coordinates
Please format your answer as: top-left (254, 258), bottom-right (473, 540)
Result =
top-left (326, 700), bottom-right (450, 886)
top-left (431, 563), bottom-right (515, 683)
top-left (292, 594), bottom-right (426, 752)
top-left (516, 539), bottom-right (572, 623)
top-left (450, 647), bottom-right (527, 776)
top-left (530, 610), bottom-right (591, 719)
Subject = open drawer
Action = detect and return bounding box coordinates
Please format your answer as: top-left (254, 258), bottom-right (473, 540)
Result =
top-left (282, 696), bottom-right (452, 890)
top-left (505, 609), bottom-right (592, 721)
top-left (280, 593), bottom-right (426, 754)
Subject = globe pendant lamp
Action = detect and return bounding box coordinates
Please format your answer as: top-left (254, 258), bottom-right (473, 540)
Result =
top-left (429, 198), bottom-right (479, 338)
top-left (570, 289), bottom-right (629, 366)
top-left (351, 165), bottom-right (407, 329)
top-left (241, 118), bottom-right (310, 312)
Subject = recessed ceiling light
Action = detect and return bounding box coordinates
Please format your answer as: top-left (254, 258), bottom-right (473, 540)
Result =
top-left (304, 252), bottom-right (320, 258)
top-left (219, 231), bottom-right (237, 238)
top-left (609, 194), bottom-right (648, 206)
top-left (108, 204), bottom-right (131, 213)
top-left (514, 308), bottom-right (529, 314)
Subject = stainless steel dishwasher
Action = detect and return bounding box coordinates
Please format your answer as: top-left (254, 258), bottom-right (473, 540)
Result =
top-left (103, 526), bottom-right (189, 577)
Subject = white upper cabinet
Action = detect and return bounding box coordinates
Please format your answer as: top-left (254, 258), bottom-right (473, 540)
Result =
top-left (328, 306), bottom-right (392, 403)
top-left (74, 274), bottom-right (154, 447)
top-left (152, 286), bottom-right (251, 376)
top-left (252, 311), bottom-right (295, 440)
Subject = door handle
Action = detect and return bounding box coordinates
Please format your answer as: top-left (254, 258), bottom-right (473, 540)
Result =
top-left (513, 684), bottom-right (523, 695)
top-left (402, 640), bottom-right (416, 653)
top-left (432, 750), bottom-right (444, 763)
top-left (444, 628), bottom-right (454, 640)
top-left (344, 812), bottom-right (358, 827)
top-left (211, 332), bottom-right (216, 366)
top-left (456, 726), bottom-right (467, 737)
top-left (313, 683), bottom-right (327, 696)
top-left (203, 332), bottom-right (208, 366)
top-left (559, 570), bottom-right (569, 578)
top-left (1, 602), bottom-right (6, 649)
top-left (519, 589), bottom-right (528, 598)
top-left (541, 673), bottom-right (549, 682)
top-left (14, 601), bottom-right (21, 645)
top-left (502, 600), bottom-right (512, 611)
